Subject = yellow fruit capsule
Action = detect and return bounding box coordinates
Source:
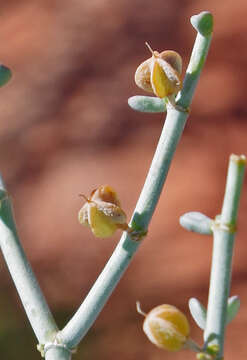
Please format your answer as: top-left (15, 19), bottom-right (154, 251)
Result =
top-left (78, 185), bottom-right (128, 238)
top-left (135, 43), bottom-right (182, 99)
top-left (138, 303), bottom-right (190, 352)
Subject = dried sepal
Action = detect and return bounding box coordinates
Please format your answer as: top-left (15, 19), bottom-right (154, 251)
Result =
top-left (78, 185), bottom-right (128, 238)
top-left (78, 201), bottom-right (90, 227)
top-left (160, 50), bottom-right (182, 75)
top-left (135, 58), bottom-right (154, 93)
top-left (90, 185), bottom-right (121, 206)
top-left (135, 43), bottom-right (182, 99)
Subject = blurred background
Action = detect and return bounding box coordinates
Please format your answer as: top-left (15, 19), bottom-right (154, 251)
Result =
top-left (0, 0), bottom-right (246, 359)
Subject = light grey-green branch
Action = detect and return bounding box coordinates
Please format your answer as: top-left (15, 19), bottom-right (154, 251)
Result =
top-left (0, 182), bottom-right (72, 359)
top-left (59, 11), bottom-right (213, 350)
top-left (204, 154), bottom-right (246, 358)
top-left (0, 180), bottom-right (58, 348)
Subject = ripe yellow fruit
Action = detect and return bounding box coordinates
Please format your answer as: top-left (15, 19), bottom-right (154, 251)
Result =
top-left (78, 185), bottom-right (128, 238)
top-left (142, 304), bottom-right (190, 352)
top-left (135, 43), bottom-right (182, 99)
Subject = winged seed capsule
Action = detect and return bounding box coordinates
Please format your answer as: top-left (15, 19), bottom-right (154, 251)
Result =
top-left (78, 185), bottom-right (128, 238)
top-left (135, 43), bottom-right (182, 99)
top-left (137, 303), bottom-right (190, 352)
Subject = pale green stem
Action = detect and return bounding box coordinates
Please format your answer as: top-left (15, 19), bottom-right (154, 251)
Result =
top-left (59, 15), bottom-right (213, 349)
top-left (0, 179), bottom-right (70, 360)
top-left (45, 348), bottom-right (71, 360)
top-left (176, 32), bottom-right (212, 110)
top-left (0, 180), bottom-right (58, 343)
top-left (204, 155), bottom-right (246, 358)
top-left (44, 344), bottom-right (72, 360)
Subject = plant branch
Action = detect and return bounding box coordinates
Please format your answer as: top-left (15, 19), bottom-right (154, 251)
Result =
top-left (0, 178), bottom-right (58, 345)
top-left (204, 154), bottom-right (246, 358)
top-left (59, 11), bottom-right (213, 349)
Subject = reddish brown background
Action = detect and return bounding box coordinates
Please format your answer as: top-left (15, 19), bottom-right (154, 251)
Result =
top-left (0, 0), bottom-right (246, 359)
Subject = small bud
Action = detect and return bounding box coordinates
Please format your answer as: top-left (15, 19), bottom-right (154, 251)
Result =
top-left (37, 343), bottom-right (45, 358)
top-left (138, 303), bottom-right (190, 352)
top-left (135, 43), bottom-right (182, 100)
top-left (196, 353), bottom-right (213, 360)
top-left (78, 185), bottom-right (128, 238)
top-left (206, 344), bottom-right (220, 357)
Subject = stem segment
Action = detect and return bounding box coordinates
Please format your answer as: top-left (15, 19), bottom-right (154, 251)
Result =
top-left (0, 182), bottom-right (72, 360)
top-left (204, 155), bottom-right (246, 358)
top-left (0, 180), bottom-right (58, 345)
top-left (59, 12), bottom-right (213, 349)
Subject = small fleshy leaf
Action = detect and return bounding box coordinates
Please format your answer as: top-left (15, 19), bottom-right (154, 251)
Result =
top-left (190, 11), bottom-right (213, 36)
top-left (128, 96), bottom-right (166, 113)
top-left (188, 298), bottom-right (206, 330)
top-left (180, 212), bottom-right (213, 235)
top-left (0, 65), bottom-right (12, 87)
top-left (226, 296), bottom-right (240, 324)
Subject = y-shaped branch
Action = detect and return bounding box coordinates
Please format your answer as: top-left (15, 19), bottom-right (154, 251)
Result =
top-left (58, 11), bottom-right (213, 350)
